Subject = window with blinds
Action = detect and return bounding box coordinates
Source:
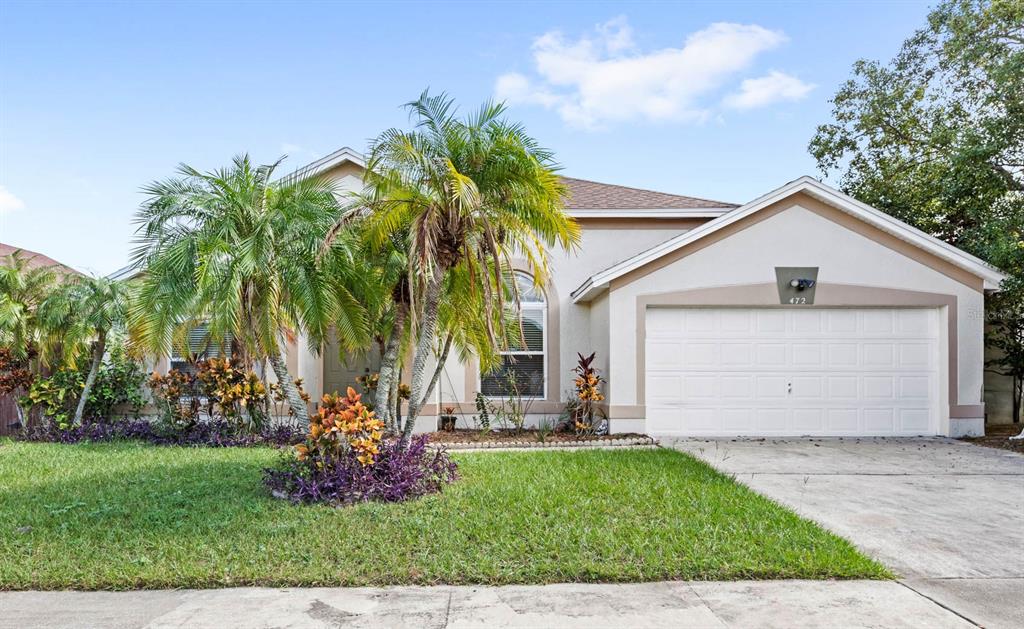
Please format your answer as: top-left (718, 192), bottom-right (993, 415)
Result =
top-left (170, 323), bottom-right (233, 374)
top-left (480, 272), bottom-right (546, 398)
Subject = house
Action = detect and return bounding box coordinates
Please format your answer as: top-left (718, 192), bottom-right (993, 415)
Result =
top-left (0, 243), bottom-right (80, 277)
top-left (116, 147), bottom-right (1008, 438)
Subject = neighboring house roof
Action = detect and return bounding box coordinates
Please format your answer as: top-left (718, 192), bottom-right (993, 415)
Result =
top-left (290, 147), bottom-right (737, 218)
top-left (571, 176), bottom-right (1008, 302)
top-left (107, 262), bottom-right (141, 281)
top-left (283, 146), bottom-right (366, 181)
top-left (0, 242), bottom-right (81, 276)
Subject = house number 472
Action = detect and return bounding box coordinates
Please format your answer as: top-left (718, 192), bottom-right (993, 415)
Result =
top-left (789, 297), bottom-right (808, 304)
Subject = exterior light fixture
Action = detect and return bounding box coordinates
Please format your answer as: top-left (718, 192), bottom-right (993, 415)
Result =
top-left (789, 278), bottom-right (816, 291)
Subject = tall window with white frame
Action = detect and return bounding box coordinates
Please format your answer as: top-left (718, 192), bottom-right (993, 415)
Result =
top-left (480, 271), bottom-right (546, 399)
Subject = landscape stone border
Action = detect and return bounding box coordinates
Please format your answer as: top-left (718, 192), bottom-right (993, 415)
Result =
top-left (433, 435), bottom-right (658, 451)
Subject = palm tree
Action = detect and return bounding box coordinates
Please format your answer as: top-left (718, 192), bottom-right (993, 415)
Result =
top-left (0, 250), bottom-right (61, 367)
top-left (40, 276), bottom-right (130, 425)
top-left (131, 154), bottom-right (370, 421)
top-left (0, 251), bottom-right (63, 427)
top-left (339, 91), bottom-right (581, 446)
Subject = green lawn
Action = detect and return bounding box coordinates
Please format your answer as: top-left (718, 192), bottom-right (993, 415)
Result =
top-left (0, 440), bottom-right (888, 589)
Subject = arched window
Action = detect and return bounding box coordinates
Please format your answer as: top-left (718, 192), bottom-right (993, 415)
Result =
top-left (480, 271), bottom-right (546, 398)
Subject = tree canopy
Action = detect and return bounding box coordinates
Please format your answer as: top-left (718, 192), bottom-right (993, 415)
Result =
top-left (810, 0), bottom-right (1023, 424)
top-left (809, 0), bottom-right (1022, 269)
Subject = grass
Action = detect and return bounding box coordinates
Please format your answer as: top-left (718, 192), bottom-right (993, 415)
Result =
top-left (0, 440), bottom-right (889, 589)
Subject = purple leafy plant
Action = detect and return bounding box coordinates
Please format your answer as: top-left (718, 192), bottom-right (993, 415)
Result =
top-left (263, 434), bottom-right (458, 506)
top-left (17, 418), bottom-right (303, 448)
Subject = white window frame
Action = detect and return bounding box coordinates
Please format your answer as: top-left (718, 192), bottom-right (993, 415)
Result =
top-left (479, 272), bottom-right (547, 400)
top-left (165, 322), bottom-right (232, 373)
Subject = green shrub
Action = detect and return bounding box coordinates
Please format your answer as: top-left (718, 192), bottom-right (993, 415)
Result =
top-left (22, 340), bottom-right (146, 429)
top-left (84, 342), bottom-right (145, 419)
top-left (22, 369), bottom-right (82, 430)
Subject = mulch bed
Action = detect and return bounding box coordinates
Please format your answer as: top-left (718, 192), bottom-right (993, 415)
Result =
top-left (960, 423), bottom-right (1024, 454)
top-left (428, 429), bottom-right (655, 449)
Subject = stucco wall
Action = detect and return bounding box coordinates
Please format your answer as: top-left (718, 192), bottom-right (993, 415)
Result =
top-left (548, 226), bottom-right (691, 396)
top-left (604, 199), bottom-right (986, 435)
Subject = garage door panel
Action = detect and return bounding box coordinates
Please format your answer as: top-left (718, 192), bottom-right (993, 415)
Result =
top-left (898, 309), bottom-right (934, 334)
top-left (721, 343), bottom-right (754, 365)
top-left (647, 342), bottom-right (684, 367)
top-left (720, 375), bottom-right (753, 398)
top-left (793, 408), bottom-right (825, 432)
top-left (790, 310), bottom-right (823, 334)
top-left (899, 376), bottom-right (931, 399)
top-left (720, 310), bottom-right (753, 332)
top-left (899, 344), bottom-right (933, 367)
top-left (648, 375), bottom-right (682, 402)
top-left (792, 344), bottom-right (823, 366)
top-left (862, 310), bottom-right (896, 334)
top-left (683, 375), bottom-right (717, 399)
top-left (756, 344), bottom-right (787, 366)
top-left (755, 408), bottom-right (788, 431)
top-left (756, 376), bottom-right (788, 398)
top-left (686, 310), bottom-right (716, 332)
top-left (683, 343), bottom-right (717, 367)
top-left (900, 409), bottom-right (931, 432)
top-left (827, 310), bottom-right (858, 333)
top-left (862, 376), bottom-right (895, 399)
top-left (792, 376), bottom-right (823, 399)
top-left (826, 409), bottom-right (860, 432)
top-left (862, 343), bottom-right (896, 366)
top-left (864, 409), bottom-right (895, 432)
top-left (646, 308), bottom-right (686, 335)
top-left (721, 408), bottom-right (753, 430)
top-left (645, 307), bottom-right (940, 436)
top-left (757, 311), bottom-right (786, 333)
top-left (826, 343), bottom-right (859, 367)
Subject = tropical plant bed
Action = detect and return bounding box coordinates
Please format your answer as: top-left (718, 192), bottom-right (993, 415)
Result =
top-left (428, 429), bottom-right (655, 449)
top-left (0, 440), bottom-right (889, 589)
top-left (959, 423), bottom-right (1024, 454)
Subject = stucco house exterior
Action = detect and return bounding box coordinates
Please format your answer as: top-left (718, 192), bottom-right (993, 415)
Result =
top-left (115, 147), bottom-right (1008, 438)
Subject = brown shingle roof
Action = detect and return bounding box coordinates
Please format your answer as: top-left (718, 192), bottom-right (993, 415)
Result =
top-left (0, 243), bottom-right (80, 276)
top-left (561, 176), bottom-right (737, 210)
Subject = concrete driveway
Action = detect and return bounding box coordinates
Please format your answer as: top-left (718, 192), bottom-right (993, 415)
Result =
top-left (672, 437), bottom-right (1024, 629)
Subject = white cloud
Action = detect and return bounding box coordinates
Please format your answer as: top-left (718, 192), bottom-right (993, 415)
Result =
top-left (499, 19), bottom-right (794, 129)
top-left (723, 70), bottom-right (815, 110)
top-left (0, 185), bottom-right (25, 215)
top-left (495, 18), bottom-right (798, 128)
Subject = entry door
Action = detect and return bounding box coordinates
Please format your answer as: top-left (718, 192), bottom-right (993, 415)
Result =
top-left (644, 308), bottom-right (940, 436)
top-left (323, 330), bottom-right (381, 397)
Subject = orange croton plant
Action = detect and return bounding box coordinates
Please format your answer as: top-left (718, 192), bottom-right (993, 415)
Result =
top-left (297, 387), bottom-right (384, 466)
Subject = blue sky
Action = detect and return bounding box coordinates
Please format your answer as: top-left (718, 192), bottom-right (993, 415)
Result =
top-left (0, 0), bottom-right (933, 275)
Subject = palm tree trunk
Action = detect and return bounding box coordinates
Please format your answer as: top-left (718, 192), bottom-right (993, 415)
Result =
top-left (400, 270), bottom-right (445, 448)
top-left (375, 303), bottom-right (408, 433)
top-left (73, 332), bottom-right (106, 426)
top-left (14, 396), bottom-right (25, 428)
top-left (393, 379), bottom-right (403, 433)
top-left (268, 351), bottom-right (308, 422)
top-left (413, 333), bottom-right (453, 414)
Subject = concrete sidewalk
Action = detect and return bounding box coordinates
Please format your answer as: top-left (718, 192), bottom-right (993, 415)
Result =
top-left (0, 580), bottom-right (973, 628)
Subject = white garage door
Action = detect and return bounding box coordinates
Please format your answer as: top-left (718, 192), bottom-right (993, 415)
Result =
top-left (645, 307), bottom-right (941, 436)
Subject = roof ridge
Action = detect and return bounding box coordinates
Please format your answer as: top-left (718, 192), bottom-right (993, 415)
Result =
top-left (559, 175), bottom-right (738, 208)
top-left (0, 242), bottom-right (81, 276)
